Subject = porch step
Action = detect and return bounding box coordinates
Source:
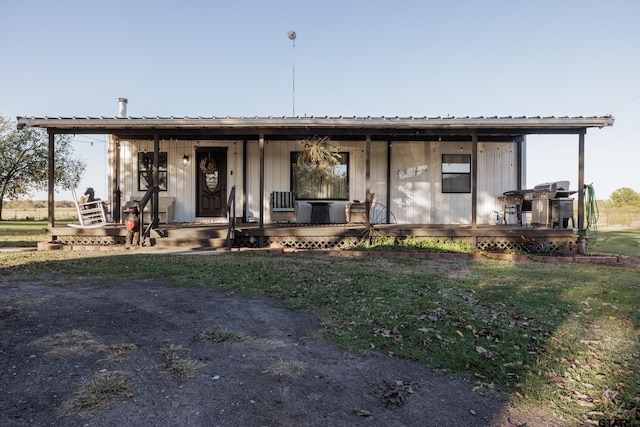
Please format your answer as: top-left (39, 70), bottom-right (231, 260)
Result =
top-left (149, 225), bottom-right (231, 249)
top-left (165, 226), bottom-right (228, 239)
top-left (153, 237), bottom-right (229, 249)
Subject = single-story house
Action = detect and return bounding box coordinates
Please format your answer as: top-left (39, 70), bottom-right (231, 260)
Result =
top-left (16, 102), bottom-right (614, 252)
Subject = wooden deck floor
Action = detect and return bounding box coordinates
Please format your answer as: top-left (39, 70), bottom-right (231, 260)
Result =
top-left (48, 222), bottom-right (578, 252)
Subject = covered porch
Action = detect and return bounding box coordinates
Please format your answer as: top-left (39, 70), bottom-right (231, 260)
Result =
top-left (16, 113), bottom-right (614, 253)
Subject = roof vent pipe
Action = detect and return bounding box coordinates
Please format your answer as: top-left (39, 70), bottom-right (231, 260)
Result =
top-left (118, 98), bottom-right (128, 118)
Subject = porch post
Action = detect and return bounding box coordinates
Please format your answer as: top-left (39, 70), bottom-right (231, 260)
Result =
top-left (242, 139), bottom-right (248, 222)
top-left (258, 134), bottom-right (264, 246)
top-left (152, 133), bottom-right (159, 228)
top-left (112, 138), bottom-right (121, 223)
top-left (386, 140), bottom-right (392, 223)
top-left (471, 132), bottom-right (478, 229)
top-left (517, 136), bottom-right (525, 190)
top-left (577, 130), bottom-right (586, 252)
top-left (365, 135), bottom-right (371, 221)
top-left (47, 131), bottom-right (55, 229)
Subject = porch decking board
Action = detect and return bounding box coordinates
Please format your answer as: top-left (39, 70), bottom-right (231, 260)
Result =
top-left (48, 222), bottom-right (577, 252)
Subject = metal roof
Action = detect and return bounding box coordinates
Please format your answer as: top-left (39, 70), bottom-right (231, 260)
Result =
top-left (16, 115), bottom-right (614, 142)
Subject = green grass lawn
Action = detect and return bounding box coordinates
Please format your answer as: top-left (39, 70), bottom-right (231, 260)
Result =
top-left (590, 229), bottom-right (640, 258)
top-left (0, 221), bottom-right (48, 247)
top-left (1, 235), bottom-right (638, 425)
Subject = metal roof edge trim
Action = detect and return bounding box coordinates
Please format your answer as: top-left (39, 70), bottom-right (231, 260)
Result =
top-left (16, 115), bottom-right (615, 130)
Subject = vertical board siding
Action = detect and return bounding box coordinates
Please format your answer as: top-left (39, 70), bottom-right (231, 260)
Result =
top-left (390, 142), bottom-right (431, 224)
top-left (117, 139), bottom-right (243, 223)
top-left (245, 140), bottom-right (261, 221)
top-left (432, 141), bottom-right (471, 224)
top-left (477, 142), bottom-right (517, 224)
top-left (112, 138), bottom-right (518, 225)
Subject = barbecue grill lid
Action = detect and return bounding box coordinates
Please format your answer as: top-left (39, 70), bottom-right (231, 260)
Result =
top-left (534, 181), bottom-right (570, 192)
top-left (503, 189), bottom-right (534, 197)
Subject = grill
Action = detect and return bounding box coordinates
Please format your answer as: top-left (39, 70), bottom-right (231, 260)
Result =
top-left (500, 181), bottom-right (576, 228)
top-left (498, 189), bottom-right (534, 225)
top-left (530, 181), bottom-right (576, 228)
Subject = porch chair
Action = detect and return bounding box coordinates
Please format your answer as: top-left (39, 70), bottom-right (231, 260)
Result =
top-left (69, 188), bottom-right (108, 228)
top-left (270, 191), bottom-right (297, 223)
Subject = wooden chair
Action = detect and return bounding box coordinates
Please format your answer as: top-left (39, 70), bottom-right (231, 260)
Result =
top-left (122, 197), bottom-right (175, 224)
top-left (69, 188), bottom-right (108, 228)
top-left (270, 191), bottom-right (297, 223)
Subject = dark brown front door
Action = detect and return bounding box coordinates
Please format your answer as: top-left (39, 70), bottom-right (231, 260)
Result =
top-left (196, 148), bottom-right (227, 217)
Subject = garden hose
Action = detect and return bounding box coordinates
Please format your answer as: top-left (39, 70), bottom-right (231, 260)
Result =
top-left (584, 183), bottom-right (599, 247)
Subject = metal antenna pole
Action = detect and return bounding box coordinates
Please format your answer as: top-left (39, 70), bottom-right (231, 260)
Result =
top-left (288, 30), bottom-right (297, 117)
top-left (292, 37), bottom-right (296, 117)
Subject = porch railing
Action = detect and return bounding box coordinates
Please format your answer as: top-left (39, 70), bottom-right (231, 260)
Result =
top-left (136, 185), bottom-right (158, 246)
top-left (226, 185), bottom-right (236, 249)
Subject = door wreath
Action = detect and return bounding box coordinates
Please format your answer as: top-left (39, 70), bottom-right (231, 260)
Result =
top-left (200, 156), bottom-right (219, 192)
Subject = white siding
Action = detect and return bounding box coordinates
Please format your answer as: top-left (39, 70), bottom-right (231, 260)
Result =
top-left (477, 142), bottom-right (518, 224)
top-left (431, 142), bottom-right (472, 224)
top-left (390, 142), bottom-right (431, 223)
top-left (114, 139), bottom-right (244, 223)
top-left (108, 137), bottom-right (518, 225)
top-left (252, 139), bottom-right (371, 223)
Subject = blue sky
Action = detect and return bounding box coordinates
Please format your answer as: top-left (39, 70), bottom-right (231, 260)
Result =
top-left (1, 0), bottom-right (638, 201)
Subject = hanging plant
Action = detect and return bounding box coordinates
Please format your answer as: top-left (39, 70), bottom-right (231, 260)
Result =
top-left (297, 136), bottom-right (341, 171)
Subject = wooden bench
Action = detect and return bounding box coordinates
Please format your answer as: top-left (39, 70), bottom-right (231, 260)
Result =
top-left (123, 197), bottom-right (175, 224)
top-left (270, 191), bottom-right (297, 223)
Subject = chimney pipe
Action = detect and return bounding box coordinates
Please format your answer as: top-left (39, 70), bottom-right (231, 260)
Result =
top-left (118, 98), bottom-right (128, 118)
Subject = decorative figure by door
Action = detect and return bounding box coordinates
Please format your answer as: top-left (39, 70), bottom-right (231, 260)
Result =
top-left (200, 155), bottom-right (219, 193)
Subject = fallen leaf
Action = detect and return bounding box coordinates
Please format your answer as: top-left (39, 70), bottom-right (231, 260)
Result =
top-left (577, 400), bottom-right (595, 407)
top-left (353, 408), bottom-right (371, 417)
top-left (579, 339), bottom-right (602, 346)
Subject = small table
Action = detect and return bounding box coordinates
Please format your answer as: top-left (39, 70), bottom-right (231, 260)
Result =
top-left (309, 202), bottom-right (333, 224)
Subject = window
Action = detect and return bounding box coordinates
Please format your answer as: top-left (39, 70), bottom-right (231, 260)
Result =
top-left (138, 152), bottom-right (168, 191)
top-left (442, 154), bottom-right (471, 193)
top-left (291, 152), bottom-right (349, 200)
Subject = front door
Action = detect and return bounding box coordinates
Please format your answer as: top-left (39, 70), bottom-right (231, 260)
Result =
top-left (196, 148), bottom-right (227, 217)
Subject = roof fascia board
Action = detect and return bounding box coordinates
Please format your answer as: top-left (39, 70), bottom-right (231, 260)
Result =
top-left (16, 116), bottom-right (615, 133)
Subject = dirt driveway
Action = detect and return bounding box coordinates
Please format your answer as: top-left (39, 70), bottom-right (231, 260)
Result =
top-left (1, 276), bottom-right (548, 426)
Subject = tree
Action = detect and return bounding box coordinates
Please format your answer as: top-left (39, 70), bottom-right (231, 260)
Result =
top-left (0, 116), bottom-right (86, 219)
top-left (608, 187), bottom-right (640, 208)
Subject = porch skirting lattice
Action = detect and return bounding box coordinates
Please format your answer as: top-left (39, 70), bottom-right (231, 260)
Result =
top-left (476, 236), bottom-right (576, 253)
top-left (48, 223), bottom-right (579, 255)
top-left (55, 235), bottom-right (125, 246)
top-left (234, 235), bottom-right (361, 250)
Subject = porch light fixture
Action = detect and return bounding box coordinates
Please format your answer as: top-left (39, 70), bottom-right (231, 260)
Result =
top-left (182, 155), bottom-right (189, 166)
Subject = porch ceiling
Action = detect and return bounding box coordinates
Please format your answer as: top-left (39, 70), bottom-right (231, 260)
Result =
top-left (17, 115), bottom-right (614, 142)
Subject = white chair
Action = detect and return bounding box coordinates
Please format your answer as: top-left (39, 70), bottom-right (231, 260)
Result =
top-left (69, 188), bottom-right (108, 228)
